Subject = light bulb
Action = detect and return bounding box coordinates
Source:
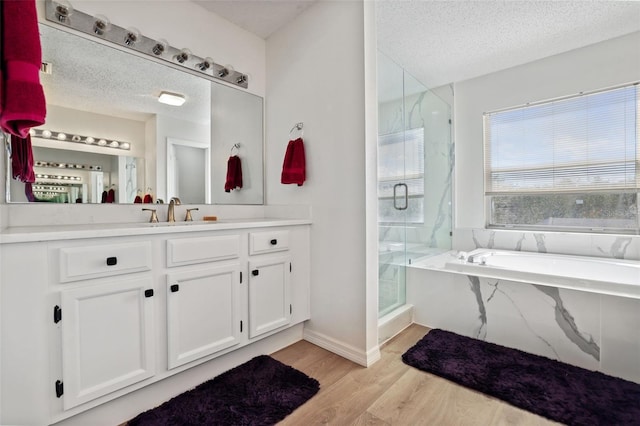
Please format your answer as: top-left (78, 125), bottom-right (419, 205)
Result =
top-left (152, 39), bottom-right (169, 56)
top-left (110, 141), bottom-right (119, 148)
top-left (124, 27), bottom-right (140, 46)
top-left (29, 129), bottom-right (36, 136)
top-left (97, 139), bottom-right (107, 146)
top-left (93, 15), bottom-right (111, 36)
top-left (236, 74), bottom-right (248, 85)
top-left (174, 48), bottom-right (192, 64)
top-left (84, 136), bottom-right (95, 144)
top-left (54, 0), bottom-right (73, 23)
top-left (42, 130), bottom-right (52, 138)
top-left (196, 57), bottom-right (213, 71)
top-left (57, 133), bottom-right (67, 141)
top-left (120, 142), bottom-right (130, 150)
top-left (71, 135), bottom-right (81, 142)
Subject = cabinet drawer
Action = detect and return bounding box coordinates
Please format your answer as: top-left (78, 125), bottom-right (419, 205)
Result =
top-left (167, 235), bottom-right (240, 267)
top-left (59, 242), bottom-right (152, 283)
top-left (249, 230), bottom-right (290, 255)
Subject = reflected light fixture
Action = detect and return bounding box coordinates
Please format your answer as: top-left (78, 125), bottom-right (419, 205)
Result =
top-left (152, 38), bottom-right (169, 56)
top-left (158, 91), bottom-right (186, 106)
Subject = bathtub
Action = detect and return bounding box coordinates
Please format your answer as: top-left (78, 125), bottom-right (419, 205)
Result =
top-left (444, 248), bottom-right (640, 299)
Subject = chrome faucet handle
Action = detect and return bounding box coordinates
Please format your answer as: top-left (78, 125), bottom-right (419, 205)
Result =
top-left (185, 208), bottom-right (199, 222)
top-left (142, 208), bottom-right (158, 223)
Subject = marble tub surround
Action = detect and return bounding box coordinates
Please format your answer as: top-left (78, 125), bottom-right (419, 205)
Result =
top-left (407, 266), bottom-right (640, 383)
top-left (453, 227), bottom-right (640, 261)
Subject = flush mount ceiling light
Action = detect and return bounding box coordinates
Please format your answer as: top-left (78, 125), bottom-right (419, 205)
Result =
top-left (158, 91), bottom-right (186, 106)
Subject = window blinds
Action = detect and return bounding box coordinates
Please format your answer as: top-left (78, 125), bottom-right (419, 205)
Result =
top-left (484, 83), bottom-right (639, 194)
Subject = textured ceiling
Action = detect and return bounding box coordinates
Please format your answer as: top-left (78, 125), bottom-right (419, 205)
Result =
top-left (195, 0), bottom-right (640, 90)
top-left (376, 0), bottom-right (640, 89)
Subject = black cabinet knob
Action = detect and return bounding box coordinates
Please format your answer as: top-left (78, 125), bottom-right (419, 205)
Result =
top-left (252, 269), bottom-right (259, 276)
top-left (106, 256), bottom-right (117, 266)
top-left (170, 284), bottom-right (180, 293)
top-left (144, 289), bottom-right (154, 298)
top-left (270, 239), bottom-right (277, 245)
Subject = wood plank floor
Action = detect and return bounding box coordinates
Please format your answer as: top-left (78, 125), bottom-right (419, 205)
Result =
top-left (271, 324), bottom-right (559, 425)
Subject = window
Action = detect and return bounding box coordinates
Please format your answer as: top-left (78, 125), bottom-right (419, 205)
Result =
top-left (378, 128), bottom-right (425, 223)
top-left (484, 83), bottom-right (639, 233)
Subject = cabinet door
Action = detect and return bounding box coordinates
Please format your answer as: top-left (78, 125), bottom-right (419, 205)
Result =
top-left (248, 255), bottom-right (291, 338)
top-left (60, 277), bottom-right (155, 410)
top-left (166, 264), bottom-right (242, 369)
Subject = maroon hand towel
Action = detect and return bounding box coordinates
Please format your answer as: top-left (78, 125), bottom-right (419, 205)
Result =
top-left (107, 188), bottom-right (115, 203)
top-left (10, 134), bottom-right (35, 183)
top-left (143, 193), bottom-right (153, 203)
top-left (101, 190), bottom-right (108, 203)
top-left (225, 155), bottom-right (243, 192)
top-left (281, 138), bottom-right (306, 186)
top-left (0, 0), bottom-right (47, 137)
top-left (134, 195), bottom-right (143, 203)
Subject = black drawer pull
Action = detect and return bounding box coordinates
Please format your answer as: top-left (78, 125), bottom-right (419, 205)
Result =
top-left (106, 256), bottom-right (117, 266)
top-left (170, 284), bottom-right (180, 293)
top-left (144, 289), bottom-right (154, 298)
top-left (270, 239), bottom-right (277, 245)
top-left (252, 269), bottom-right (259, 276)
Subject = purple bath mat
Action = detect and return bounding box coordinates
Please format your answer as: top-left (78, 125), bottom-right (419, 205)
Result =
top-left (128, 355), bottom-right (319, 426)
top-left (402, 329), bottom-right (640, 425)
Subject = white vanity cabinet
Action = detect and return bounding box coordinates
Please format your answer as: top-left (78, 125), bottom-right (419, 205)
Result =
top-left (248, 230), bottom-right (293, 338)
top-left (0, 220), bottom-right (310, 426)
top-left (52, 240), bottom-right (156, 411)
top-left (165, 234), bottom-right (244, 369)
top-left (58, 276), bottom-right (156, 410)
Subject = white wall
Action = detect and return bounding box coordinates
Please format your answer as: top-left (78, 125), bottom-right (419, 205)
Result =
top-left (455, 31), bottom-right (640, 231)
top-left (266, 0), bottom-right (379, 364)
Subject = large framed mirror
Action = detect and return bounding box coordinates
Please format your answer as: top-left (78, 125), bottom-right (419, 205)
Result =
top-left (5, 21), bottom-right (264, 205)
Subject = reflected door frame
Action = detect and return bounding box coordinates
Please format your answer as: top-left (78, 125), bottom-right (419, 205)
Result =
top-left (166, 138), bottom-right (211, 204)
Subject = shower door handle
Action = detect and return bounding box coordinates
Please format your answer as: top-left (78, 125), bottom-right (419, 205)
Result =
top-left (393, 183), bottom-right (408, 210)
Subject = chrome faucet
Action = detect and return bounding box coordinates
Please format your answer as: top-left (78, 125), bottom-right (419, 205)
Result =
top-left (167, 197), bottom-right (181, 222)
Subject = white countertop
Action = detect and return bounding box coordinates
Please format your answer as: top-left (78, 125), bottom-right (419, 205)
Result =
top-left (0, 218), bottom-right (312, 244)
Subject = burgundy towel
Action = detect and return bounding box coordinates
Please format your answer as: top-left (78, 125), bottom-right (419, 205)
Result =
top-left (101, 190), bottom-right (108, 203)
top-left (134, 195), bottom-right (142, 203)
top-left (10, 134), bottom-right (35, 182)
top-left (143, 193), bottom-right (153, 203)
top-left (225, 155), bottom-right (243, 192)
top-left (106, 188), bottom-right (115, 203)
top-left (0, 0), bottom-right (47, 137)
top-left (281, 138), bottom-right (306, 186)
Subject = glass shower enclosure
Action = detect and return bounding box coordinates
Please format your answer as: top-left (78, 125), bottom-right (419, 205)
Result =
top-left (377, 52), bottom-right (453, 318)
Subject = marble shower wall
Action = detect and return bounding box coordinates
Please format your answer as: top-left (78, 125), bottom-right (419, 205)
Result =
top-left (407, 265), bottom-right (640, 383)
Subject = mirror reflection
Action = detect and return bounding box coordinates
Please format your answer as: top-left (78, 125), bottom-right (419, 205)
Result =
top-left (6, 23), bottom-right (264, 204)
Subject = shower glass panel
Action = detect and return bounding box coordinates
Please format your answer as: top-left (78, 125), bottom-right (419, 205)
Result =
top-left (377, 51), bottom-right (452, 318)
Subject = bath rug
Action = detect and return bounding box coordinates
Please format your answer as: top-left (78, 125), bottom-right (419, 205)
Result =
top-left (402, 329), bottom-right (640, 425)
top-left (128, 355), bottom-right (319, 426)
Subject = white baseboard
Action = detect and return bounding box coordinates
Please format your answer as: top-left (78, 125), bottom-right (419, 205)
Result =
top-left (303, 328), bottom-right (381, 367)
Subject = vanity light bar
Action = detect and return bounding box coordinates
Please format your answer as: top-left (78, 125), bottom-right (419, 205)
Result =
top-left (36, 173), bottom-right (82, 182)
top-left (44, 0), bottom-right (250, 89)
top-left (34, 160), bottom-right (103, 171)
top-left (29, 128), bottom-right (131, 151)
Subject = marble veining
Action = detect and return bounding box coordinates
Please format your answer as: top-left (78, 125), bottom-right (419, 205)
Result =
top-left (428, 141), bottom-right (454, 248)
top-left (467, 275), bottom-right (487, 339)
top-left (534, 285), bottom-right (600, 360)
top-left (597, 236), bottom-right (632, 259)
top-left (533, 233), bottom-right (547, 253)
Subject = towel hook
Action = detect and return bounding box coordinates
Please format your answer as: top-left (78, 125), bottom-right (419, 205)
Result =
top-left (289, 122), bottom-right (304, 139)
top-left (230, 143), bottom-right (240, 155)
